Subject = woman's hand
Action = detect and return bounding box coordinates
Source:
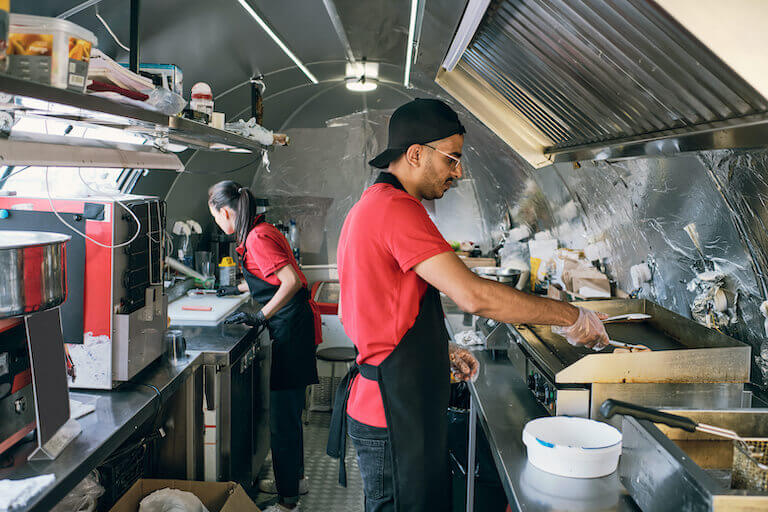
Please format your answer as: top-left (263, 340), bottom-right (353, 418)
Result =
top-left (217, 285), bottom-right (240, 297)
top-left (224, 310), bottom-right (266, 327)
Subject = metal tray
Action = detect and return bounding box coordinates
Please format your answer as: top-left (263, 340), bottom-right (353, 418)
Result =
top-left (514, 299), bottom-right (751, 384)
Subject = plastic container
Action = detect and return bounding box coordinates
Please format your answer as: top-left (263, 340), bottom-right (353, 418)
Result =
top-left (8, 14), bottom-right (96, 92)
top-left (190, 82), bottom-right (213, 118)
top-left (218, 256), bottom-right (236, 287)
top-left (522, 416), bottom-right (622, 478)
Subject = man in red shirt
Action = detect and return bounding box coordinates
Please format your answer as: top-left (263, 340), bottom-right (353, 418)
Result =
top-left (328, 99), bottom-right (608, 511)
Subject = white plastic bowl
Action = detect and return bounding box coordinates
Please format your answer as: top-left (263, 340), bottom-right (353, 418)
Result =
top-left (522, 416), bottom-right (622, 478)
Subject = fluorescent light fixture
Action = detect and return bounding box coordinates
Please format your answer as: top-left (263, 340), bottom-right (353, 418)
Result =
top-left (345, 61), bottom-right (379, 92)
top-left (404, 0), bottom-right (419, 88)
top-left (346, 79), bottom-right (377, 92)
top-left (236, 0), bottom-right (318, 84)
top-left (442, 0), bottom-right (491, 71)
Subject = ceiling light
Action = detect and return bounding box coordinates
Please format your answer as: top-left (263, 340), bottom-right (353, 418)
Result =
top-left (404, 0), bottom-right (419, 88)
top-left (442, 0), bottom-right (491, 71)
top-left (345, 61), bottom-right (379, 92)
top-left (236, 0), bottom-right (318, 84)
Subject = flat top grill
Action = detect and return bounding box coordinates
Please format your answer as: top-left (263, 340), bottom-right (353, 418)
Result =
top-left (514, 299), bottom-right (750, 385)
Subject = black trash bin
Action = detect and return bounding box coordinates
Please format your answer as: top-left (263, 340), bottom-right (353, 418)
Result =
top-left (447, 382), bottom-right (510, 512)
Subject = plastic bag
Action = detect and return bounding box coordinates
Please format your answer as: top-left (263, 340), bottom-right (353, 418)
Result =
top-left (50, 471), bottom-right (103, 512)
top-left (139, 489), bottom-right (210, 512)
top-left (146, 87), bottom-right (187, 116)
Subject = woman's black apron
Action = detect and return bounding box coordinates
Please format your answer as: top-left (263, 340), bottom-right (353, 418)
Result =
top-left (327, 173), bottom-right (451, 511)
top-left (239, 226), bottom-right (318, 391)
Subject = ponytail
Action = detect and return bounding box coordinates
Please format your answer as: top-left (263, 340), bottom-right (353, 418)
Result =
top-left (208, 180), bottom-right (259, 244)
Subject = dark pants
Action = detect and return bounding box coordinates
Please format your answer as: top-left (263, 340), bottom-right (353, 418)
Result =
top-left (270, 387), bottom-right (306, 503)
top-left (348, 416), bottom-right (395, 512)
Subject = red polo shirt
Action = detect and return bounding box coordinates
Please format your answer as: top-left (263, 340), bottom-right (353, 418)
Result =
top-left (338, 174), bottom-right (452, 427)
top-left (235, 216), bottom-right (308, 288)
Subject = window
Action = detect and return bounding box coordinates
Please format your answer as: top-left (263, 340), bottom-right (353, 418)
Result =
top-left (0, 113), bottom-right (148, 196)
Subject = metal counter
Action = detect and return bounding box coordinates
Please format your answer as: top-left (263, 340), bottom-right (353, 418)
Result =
top-left (467, 350), bottom-right (640, 511)
top-left (177, 313), bottom-right (271, 488)
top-left (181, 322), bottom-right (257, 366)
top-left (0, 351), bottom-right (204, 512)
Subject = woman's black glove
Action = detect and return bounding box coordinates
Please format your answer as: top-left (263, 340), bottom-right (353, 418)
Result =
top-left (216, 285), bottom-right (240, 297)
top-left (223, 310), bottom-right (266, 327)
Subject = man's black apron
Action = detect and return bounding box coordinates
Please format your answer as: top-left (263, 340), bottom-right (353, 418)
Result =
top-left (327, 172), bottom-right (451, 511)
top-left (239, 223), bottom-right (318, 391)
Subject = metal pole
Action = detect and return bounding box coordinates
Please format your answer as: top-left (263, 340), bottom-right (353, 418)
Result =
top-left (321, 0), bottom-right (356, 63)
top-left (466, 393), bottom-right (477, 512)
top-left (129, 0), bottom-right (141, 73)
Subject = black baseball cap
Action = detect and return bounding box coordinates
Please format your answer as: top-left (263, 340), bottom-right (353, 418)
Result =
top-left (369, 98), bottom-right (466, 169)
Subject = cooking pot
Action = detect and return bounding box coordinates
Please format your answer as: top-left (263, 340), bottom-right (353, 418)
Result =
top-left (0, 231), bottom-right (70, 318)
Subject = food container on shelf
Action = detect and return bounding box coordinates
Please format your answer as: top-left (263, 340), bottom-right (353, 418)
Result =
top-left (0, 0), bottom-right (9, 73)
top-left (7, 13), bottom-right (96, 92)
top-left (522, 416), bottom-right (622, 478)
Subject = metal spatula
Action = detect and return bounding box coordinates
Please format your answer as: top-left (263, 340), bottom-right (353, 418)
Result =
top-left (602, 313), bottom-right (652, 323)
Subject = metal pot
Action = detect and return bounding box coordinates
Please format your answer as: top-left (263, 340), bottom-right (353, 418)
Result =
top-left (0, 231), bottom-right (70, 318)
top-left (472, 266), bottom-right (522, 287)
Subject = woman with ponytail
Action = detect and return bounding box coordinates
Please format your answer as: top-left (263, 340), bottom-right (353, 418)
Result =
top-left (208, 180), bottom-right (319, 512)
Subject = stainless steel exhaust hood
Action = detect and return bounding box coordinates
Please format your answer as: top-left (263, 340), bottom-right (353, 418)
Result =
top-left (436, 0), bottom-right (768, 167)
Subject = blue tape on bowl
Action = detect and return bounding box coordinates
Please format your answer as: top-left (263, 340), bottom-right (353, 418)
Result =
top-left (536, 438), bottom-right (555, 448)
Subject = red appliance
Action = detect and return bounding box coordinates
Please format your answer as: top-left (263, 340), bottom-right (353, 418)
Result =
top-left (0, 194), bottom-right (167, 389)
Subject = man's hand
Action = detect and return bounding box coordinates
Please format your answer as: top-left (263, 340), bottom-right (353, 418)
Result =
top-left (217, 285), bottom-right (240, 297)
top-left (552, 307), bottom-right (609, 350)
top-left (449, 344), bottom-right (480, 382)
top-left (223, 310), bottom-right (267, 328)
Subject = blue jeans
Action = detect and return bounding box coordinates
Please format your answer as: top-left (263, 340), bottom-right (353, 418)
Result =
top-left (270, 387), bottom-right (306, 504)
top-left (348, 416), bottom-right (395, 512)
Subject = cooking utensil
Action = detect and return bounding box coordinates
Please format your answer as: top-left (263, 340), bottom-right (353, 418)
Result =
top-left (607, 339), bottom-right (651, 352)
top-left (0, 231), bottom-right (71, 318)
top-left (186, 289), bottom-right (218, 298)
top-left (182, 305), bottom-right (213, 311)
top-left (600, 399), bottom-right (768, 491)
top-left (602, 313), bottom-right (652, 323)
top-left (522, 416), bottom-right (622, 478)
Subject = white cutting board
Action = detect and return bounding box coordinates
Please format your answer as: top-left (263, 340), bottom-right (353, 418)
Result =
top-left (168, 293), bottom-right (250, 326)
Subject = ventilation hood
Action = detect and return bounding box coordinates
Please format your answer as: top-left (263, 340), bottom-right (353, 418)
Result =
top-left (436, 0), bottom-right (768, 167)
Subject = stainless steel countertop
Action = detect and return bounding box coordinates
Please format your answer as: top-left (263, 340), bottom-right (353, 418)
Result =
top-left (178, 321), bottom-right (259, 366)
top-left (0, 351), bottom-right (205, 512)
top-left (172, 299), bottom-right (263, 366)
top-left (469, 350), bottom-right (640, 511)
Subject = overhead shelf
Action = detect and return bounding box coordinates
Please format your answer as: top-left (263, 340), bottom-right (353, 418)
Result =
top-left (0, 75), bottom-right (268, 154)
top-left (0, 132), bottom-right (184, 171)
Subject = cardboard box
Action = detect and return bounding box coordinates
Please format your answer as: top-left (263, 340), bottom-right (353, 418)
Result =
top-left (108, 479), bottom-right (260, 512)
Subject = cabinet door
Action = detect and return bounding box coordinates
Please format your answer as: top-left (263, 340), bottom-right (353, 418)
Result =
top-left (252, 340), bottom-right (271, 476)
top-left (230, 344), bottom-right (255, 486)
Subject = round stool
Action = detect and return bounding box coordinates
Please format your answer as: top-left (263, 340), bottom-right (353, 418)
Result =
top-left (307, 347), bottom-right (356, 424)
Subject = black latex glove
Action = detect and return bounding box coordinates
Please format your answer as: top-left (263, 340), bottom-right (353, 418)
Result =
top-left (223, 310), bottom-right (266, 327)
top-left (216, 285), bottom-right (240, 297)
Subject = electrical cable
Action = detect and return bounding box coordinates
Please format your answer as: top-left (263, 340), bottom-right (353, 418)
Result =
top-left (45, 166), bottom-right (142, 249)
top-left (77, 165), bottom-right (144, 243)
top-left (95, 6), bottom-right (130, 52)
top-left (0, 165), bottom-right (30, 183)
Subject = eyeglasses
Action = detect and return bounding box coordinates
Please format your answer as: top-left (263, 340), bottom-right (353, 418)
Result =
top-left (422, 144), bottom-right (462, 171)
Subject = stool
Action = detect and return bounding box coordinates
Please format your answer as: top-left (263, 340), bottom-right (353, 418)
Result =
top-left (306, 346), bottom-right (356, 424)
